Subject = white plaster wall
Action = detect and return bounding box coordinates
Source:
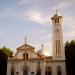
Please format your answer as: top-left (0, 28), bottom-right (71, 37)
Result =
top-left (30, 61), bottom-right (37, 75)
top-left (15, 50), bottom-right (37, 59)
top-left (40, 61), bottom-right (45, 75)
top-left (46, 61), bottom-right (66, 75)
top-left (7, 60), bottom-right (66, 75)
top-left (13, 60), bottom-right (38, 75)
top-left (51, 16), bottom-right (65, 60)
top-left (7, 62), bottom-right (11, 75)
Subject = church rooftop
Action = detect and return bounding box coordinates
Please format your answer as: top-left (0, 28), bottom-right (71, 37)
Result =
top-left (17, 43), bottom-right (35, 51)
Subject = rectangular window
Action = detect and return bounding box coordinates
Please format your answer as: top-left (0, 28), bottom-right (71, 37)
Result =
top-left (23, 54), bottom-right (25, 59)
top-left (56, 40), bottom-right (58, 54)
top-left (58, 40), bottom-right (61, 54)
top-left (56, 40), bottom-right (61, 54)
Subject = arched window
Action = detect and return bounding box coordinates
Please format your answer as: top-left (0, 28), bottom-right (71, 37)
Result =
top-left (26, 53), bottom-right (28, 59)
top-left (55, 19), bottom-right (59, 23)
top-left (11, 63), bottom-right (14, 75)
top-left (23, 53), bottom-right (28, 59)
top-left (31, 72), bottom-right (34, 75)
top-left (16, 72), bottom-right (19, 75)
top-left (57, 66), bottom-right (62, 75)
top-left (45, 66), bottom-right (52, 75)
top-left (48, 66), bottom-right (52, 75)
top-left (55, 19), bottom-right (57, 23)
top-left (57, 19), bottom-right (59, 23)
top-left (23, 54), bottom-right (25, 59)
top-left (36, 66), bottom-right (41, 75)
top-left (11, 67), bottom-right (14, 75)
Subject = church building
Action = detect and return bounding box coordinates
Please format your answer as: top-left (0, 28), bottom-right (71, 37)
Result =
top-left (7, 12), bottom-right (66, 75)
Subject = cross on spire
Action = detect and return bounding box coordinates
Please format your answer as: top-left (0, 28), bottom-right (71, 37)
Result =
top-left (25, 37), bottom-right (27, 44)
top-left (56, 10), bottom-right (59, 15)
top-left (41, 44), bottom-right (44, 50)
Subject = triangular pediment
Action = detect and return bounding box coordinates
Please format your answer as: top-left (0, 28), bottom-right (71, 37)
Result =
top-left (17, 44), bottom-right (35, 51)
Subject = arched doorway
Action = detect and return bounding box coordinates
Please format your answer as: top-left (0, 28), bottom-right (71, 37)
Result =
top-left (11, 63), bottom-right (14, 75)
top-left (11, 68), bottom-right (14, 75)
top-left (45, 66), bottom-right (52, 75)
top-left (23, 70), bottom-right (28, 75)
top-left (36, 66), bottom-right (41, 75)
top-left (57, 66), bottom-right (62, 75)
top-left (23, 64), bottom-right (28, 75)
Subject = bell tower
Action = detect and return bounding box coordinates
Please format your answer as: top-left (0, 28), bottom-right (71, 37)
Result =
top-left (51, 11), bottom-right (65, 60)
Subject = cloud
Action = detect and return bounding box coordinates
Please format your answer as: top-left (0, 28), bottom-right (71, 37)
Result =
top-left (30, 29), bottom-right (51, 39)
top-left (17, 0), bottom-right (35, 5)
top-left (62, 15), bottom-right (75, 42)
top-left (64, 16), bottom-right (75, 27)
top-left (52, 0), bottom-right (75, 11)
top-left (16, 0), bottom-right (44, 5)
top-left (0, 8), bottom-right (18, 18)
top-left (0, 31), bottom-right (4, 36)
top-left (37, 30), bottom-right (47, 34)
top-left (64, 30), bottom-right (75, 40)
top-left (39, 33), bottom-right (51, 40)
top-left (23, 10), bottom-right (50, 25)
top-left (62, 0), bottom-right (75, 3)
top-left (63, 16), bottom-right (75, 40)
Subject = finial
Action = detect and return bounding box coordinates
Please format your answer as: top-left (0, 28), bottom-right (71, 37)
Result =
top-left (41, 44), bottom-right (44, 50)
top-left (56, 10), bottom-right (58, 15)
top-left (25, 37), bottom-right (27, 44)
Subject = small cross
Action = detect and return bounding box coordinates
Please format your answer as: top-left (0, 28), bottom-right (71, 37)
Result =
top-left (56, 10), bottom-right (58, 15)
top-left (25, 37), bottom-right (27, 44)
top-left (41, 44), bottom-right (44, 50)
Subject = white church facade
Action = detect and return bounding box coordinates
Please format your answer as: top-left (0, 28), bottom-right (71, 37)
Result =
top-left (7, 12), bottom-right (66, 75)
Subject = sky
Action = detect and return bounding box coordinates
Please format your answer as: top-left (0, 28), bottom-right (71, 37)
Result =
top-left (0, 0), bottom-right (75, 56)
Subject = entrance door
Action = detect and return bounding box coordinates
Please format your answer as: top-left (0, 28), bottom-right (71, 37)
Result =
top-left (36, 71), bottom-right (41, 75)
top-left (23, 70), bottom-right (28, 75)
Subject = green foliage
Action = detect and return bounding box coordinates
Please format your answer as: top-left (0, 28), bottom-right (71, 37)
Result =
top-left (65, 40), bottom-right (75, 75)
top-left (70, 40), bottom-right (75, 44)
top-left (0, 46), bottom-right (13, 57)
top-left (65, 41), bottom-right (69, 45)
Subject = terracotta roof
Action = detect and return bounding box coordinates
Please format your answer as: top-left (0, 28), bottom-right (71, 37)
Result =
top-left (17, 44), bottom-right (35, 51)
top-left (45, 56), bottom-right (53, 59)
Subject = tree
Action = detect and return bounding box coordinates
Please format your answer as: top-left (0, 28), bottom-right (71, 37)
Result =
top-left (0, 46), bottom-right (13, 75)
top-left (0, 46), bottom-right (13, 57)
top-left (0, 48), bottom-right (8, 75)
top-left (65, 40), bottom-right (75, 75)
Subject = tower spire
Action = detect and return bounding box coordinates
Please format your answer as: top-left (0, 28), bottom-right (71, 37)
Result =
top-left (51, 12), bottom-right (65, 60)
top-left (25, 37), bottom-right (27, 44)
top-left (56, 10), bottom-right (58, 15)
top-left (41, 44), bottom-right (44, 50)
